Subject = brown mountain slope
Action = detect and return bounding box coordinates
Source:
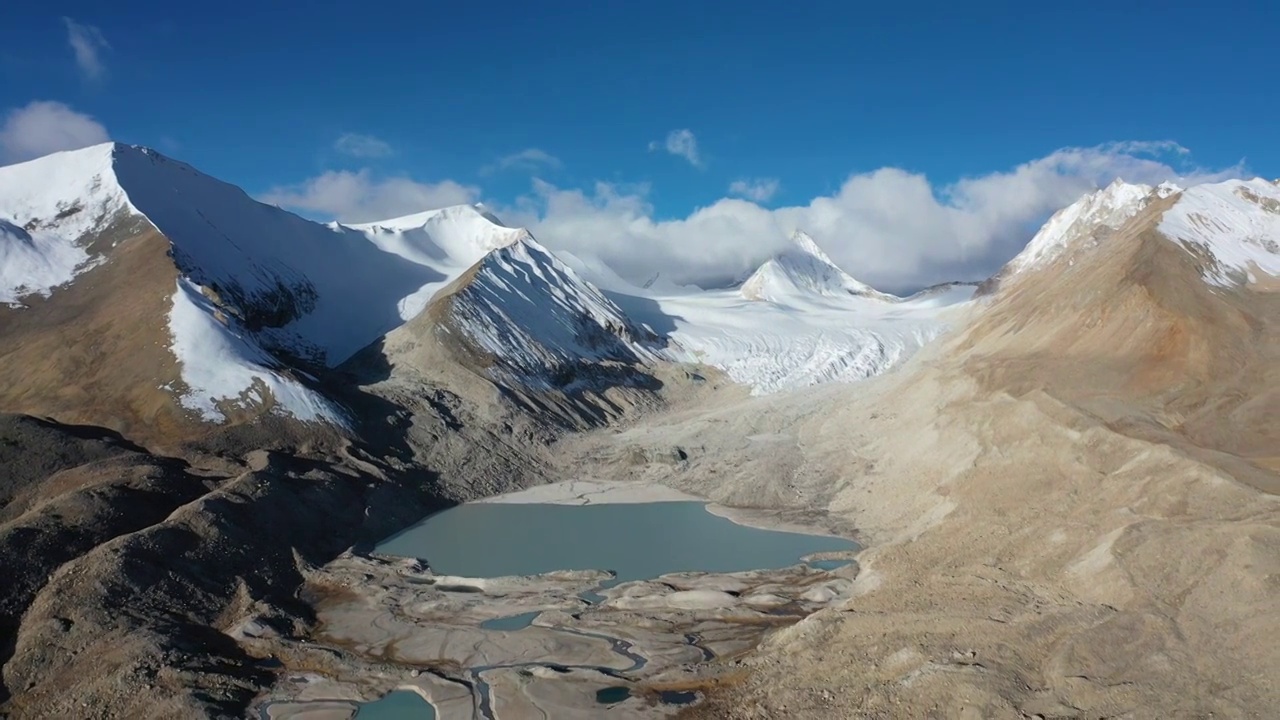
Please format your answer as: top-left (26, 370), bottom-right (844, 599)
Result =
top-left (611, 190), bottom-right (1280, 718)
top-left (0, 219), bottom-right (323, 449)
top-left (0, 221), bottom-right (196, 445)
top-left (956, 194), bottom-right (1279, 491)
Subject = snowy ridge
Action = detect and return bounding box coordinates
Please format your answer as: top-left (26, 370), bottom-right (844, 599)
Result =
top-left (445, 238), bottom-right (658, 389)
top-left (345, 204), bottom-right (532, 321)
top-left (741, 230), bottom-right (893, 302)
top-left (0, 143), bottom-right (137, 242)
top-left (1005, 179), bottom-right (1159, 275)
top-left (1158, 178), bottom-right (1280, 286)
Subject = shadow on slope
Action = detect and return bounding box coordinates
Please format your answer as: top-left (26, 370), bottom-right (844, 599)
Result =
top-left (602, 290), bottom-right (683, 340)
top-left (0, 412), bottom-right (458, 718)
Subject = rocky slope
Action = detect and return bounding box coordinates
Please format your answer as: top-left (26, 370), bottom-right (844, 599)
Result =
top-left (588, 178), bottom-right (1280, 718)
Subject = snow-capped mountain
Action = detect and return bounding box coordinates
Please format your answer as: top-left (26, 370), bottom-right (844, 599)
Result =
top-left (0, 144), bottom-right (660, 429)
top-left (962, 174), bottom-right (1280, 448)
top-left (741, 230), bottom-right (894, 302)
top-left (555, 236), bottom-right (976, 395)
top-left (996, 179), bottom-right (1168, 281)
top-left (992, 177), bottom-right (1280, 290)
top-left (343, 204), bottom-right (532, 323)
top-left (420, 237), bottom-right (661, 390)
top-left (10, 142), bottom-right (1269, 437)
top-left (0, 144), bottom-right (346, 425)
top-left (554, 230), bottom-right (974, 395)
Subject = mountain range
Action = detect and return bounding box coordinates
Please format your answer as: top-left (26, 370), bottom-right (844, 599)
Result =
top-left (0, 143), bottom-right (1276, 718)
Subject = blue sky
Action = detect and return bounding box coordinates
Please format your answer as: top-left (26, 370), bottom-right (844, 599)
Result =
top-left (2, 2), bottom-right (1276, 289)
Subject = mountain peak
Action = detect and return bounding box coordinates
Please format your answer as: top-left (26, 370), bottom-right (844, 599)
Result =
top-left (404, 233), bottom-right (659, 392)
top-left (1000, 180), bottom-right (1156, 277)
top-left (990, 176), bottom-right (1280, 292)
top-left (788, 229), bottom-right (831, 262)
top-left (741, 229), bottom-right (891, 302)
top-left (354, 202), bottom-right (510, 233)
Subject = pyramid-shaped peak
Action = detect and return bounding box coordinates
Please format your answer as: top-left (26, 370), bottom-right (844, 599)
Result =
top-left (741, 229), bottom-right (892, 302)
top-left (788, 229), bottom-right (832, 260)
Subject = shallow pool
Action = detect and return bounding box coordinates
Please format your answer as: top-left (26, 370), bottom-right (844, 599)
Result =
top-left (354, 690), bottom-right (434, 719)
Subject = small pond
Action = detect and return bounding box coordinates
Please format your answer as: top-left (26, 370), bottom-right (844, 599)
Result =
top-left (354, 690), bottom-right (434, 719)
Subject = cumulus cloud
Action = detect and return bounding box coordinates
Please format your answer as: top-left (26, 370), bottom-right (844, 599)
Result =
top-left (503, 142), bottom-right (1245, 293)
top-left (480, 148), bottom-right (562, 175)
top-left (334, 133), bottom-right (393, 158)
top-left (0, 101), bottom-right (111, 164)
top-left (649, 129), bottom-right (702, 168)
top-left (728, 178), bottom-right (780, 202)
top-left (261, 169), bottom-right (479, 223)
top-left (63, 17), bottom-right (110, 81)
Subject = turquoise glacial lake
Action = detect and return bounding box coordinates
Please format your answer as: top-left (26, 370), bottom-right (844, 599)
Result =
top-left (376, 501), bottom-right (857, 582)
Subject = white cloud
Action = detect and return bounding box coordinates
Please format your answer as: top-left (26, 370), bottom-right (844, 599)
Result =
top-left (334, 133), bottom-right (393, 159)
top-left (503, 142), bottom-right (1245, 293)
top-left (261, 169), bottom-right (479, 223)
top-left (62, 17), bottom-right (110, 82)
top-left (649, 129), bottom-right (702, 168)
top-left (728, 178), bottom-right (780, 203)
top-left (480, 148), bottom-right (562, 175)
top-left (0, 101), bottom-right (111, 164)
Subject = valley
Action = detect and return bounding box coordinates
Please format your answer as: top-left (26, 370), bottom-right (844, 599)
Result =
top-left (0, 143), bottom-right (1276, 719)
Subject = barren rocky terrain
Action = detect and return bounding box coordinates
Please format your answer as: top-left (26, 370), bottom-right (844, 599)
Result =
top-left (576, 206), bottom-right (1279, 718)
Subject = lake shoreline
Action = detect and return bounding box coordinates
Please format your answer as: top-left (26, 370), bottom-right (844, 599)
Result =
top-left (478, 479), bottom-right (862, 544)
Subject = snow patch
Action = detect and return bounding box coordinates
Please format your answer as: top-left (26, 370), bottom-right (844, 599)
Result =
top-left (1158, 178), bottom-right (1280, 286)
top-left (0, 219), bottom-right (98, 305)
top-left (167, 278), bottom-right (344, 424)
